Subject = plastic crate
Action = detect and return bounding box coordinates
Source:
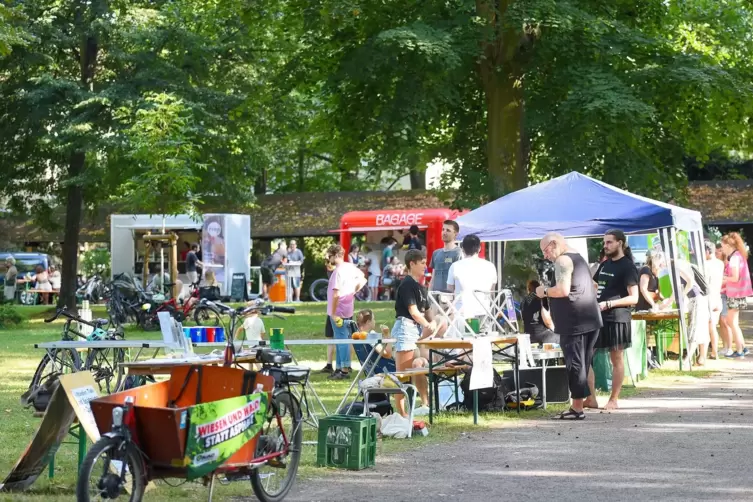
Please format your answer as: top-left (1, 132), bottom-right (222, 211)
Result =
top-left (316, 415), bottom-right (377, 470)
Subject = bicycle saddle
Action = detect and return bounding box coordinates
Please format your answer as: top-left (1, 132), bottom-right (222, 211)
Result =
top-left (256, 349), bottom-right (293, 365)
top-left (94, 318), bottom-right (109, 327)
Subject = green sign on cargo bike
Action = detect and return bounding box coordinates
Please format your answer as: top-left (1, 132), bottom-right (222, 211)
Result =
top-left (185, 392), bottom-right (268, 480)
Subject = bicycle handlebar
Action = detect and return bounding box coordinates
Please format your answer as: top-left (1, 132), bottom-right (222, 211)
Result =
top-left (45, 307), bottom-right (109, 328)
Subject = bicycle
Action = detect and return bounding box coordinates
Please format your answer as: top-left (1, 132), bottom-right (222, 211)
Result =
top-left (26, 307), bottom-right (127, 398)
top-left (137, 281), bottom-right (201, 330)
top-left (77, 302), bottom-right (303, 502)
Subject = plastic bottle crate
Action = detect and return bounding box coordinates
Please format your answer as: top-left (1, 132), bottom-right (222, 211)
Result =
top-left (316, 415), bottom-right (377, 470)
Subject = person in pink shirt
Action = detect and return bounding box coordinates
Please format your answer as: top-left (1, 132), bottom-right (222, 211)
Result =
top-left (326, 244), bottom-right (367, 379)
top-left (721, 232), bottom-right (753, 357)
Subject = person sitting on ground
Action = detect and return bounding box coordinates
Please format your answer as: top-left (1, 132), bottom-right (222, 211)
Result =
top-left (520, 279), bottom-right (559, 345)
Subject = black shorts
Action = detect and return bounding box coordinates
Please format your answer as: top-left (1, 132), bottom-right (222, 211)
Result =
top-left (595, 321), bottom-right (632, 351)
top-left (261, 267), bottom-right (274, 285)
top-left (325, 316), bottom-right (334, 338)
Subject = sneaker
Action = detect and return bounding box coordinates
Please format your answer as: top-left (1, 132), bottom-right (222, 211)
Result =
top-left (413, 406), bottom-right (430, 417)
top-left (729, 352), bottom-right (745, 358)
top-left (319, 364), bottom-right (334, 374)
top-left (328, 370), bottom-right (350, 380)
top-left (744, 348), bottom-right (750, 356)
top-left (723, 349), bottom-right (734, 357)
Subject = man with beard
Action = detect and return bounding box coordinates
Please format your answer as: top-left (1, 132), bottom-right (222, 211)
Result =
top-left (591, 229), bottom-right (639, 410)
top-left (429, 220), bottom-right (462, 293)
top-left (536, 233), bottom-right (602, 419)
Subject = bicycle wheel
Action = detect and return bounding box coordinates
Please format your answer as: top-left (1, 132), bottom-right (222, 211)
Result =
top-left (29, 349), bottom-right (83, 392)
top-left (193, 306), bottom-right (221, 326)
top-left (86, 348), bottom-right (126, 394)
top-left (77, 435), bottom-right (146, 502)
top-left (250, 392), bottom-right (303, 502)
top-left (308, 279), bottom-right (329, 302)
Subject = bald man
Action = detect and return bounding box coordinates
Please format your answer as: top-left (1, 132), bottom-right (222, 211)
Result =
top-left (535, 233), bottom-right (602, 419)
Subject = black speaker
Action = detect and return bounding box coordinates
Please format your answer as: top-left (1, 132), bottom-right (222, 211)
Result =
top-left (502, 366), bottom-right (570, 403)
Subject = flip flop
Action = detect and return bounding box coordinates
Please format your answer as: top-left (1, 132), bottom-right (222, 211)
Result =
top-left (556, 408), bottom-right (585, 420)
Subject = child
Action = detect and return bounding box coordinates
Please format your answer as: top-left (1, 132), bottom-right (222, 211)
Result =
top-left (233, 304), bottom-right (266, 349)
top-left (356, 309), bottom-right (429, 367)
top-left (356, 309), bottom-right (392, 360)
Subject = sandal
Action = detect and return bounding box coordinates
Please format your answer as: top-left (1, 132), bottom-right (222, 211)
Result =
top-left (556, 408), bottom-right (585, 420)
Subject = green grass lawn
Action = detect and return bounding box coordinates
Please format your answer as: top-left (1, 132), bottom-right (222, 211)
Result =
top-left (1, 301), bottom-right (546, 501)
top-left (0, 302), bottom-right (717, 501)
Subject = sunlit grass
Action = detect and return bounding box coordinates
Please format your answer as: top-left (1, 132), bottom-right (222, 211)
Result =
top-left (0, 302), bottom-right (725, 500)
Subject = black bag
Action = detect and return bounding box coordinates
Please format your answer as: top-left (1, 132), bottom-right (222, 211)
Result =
top-left (458, 368), bottom-right (512, 412)
top-left (21, 377), bottom-right (60, 413)
top-left (342, 398), bottom-right (393, 417)
top-left (199, 285), bottom-right (221, 301)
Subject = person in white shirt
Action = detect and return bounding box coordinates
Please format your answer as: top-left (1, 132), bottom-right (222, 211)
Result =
top-left (446, 234), bottom-right (498, 334)
top-left (704, 240), bottom-right (726, 358)
top-left (365, 246), bottom-right (382, 301)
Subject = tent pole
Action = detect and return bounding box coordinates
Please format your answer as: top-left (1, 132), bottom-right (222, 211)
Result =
top-left (667, 227), bottom-right (689, 371)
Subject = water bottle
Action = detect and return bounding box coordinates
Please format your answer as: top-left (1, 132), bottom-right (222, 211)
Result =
top-left (255, 383), bottom-right (264, 395)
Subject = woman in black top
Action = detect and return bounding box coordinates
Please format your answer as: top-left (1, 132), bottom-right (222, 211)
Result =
top-left (390, 249), bottom-right (444, 417)
top-left (521, 280), bottom-right (559, 345)
top-left (636, 250), bottom-right (664, 311)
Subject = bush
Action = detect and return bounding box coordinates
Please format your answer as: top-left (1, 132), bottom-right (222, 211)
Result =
top-left (80, 248), bottom-right (111, 278)
top-left (0, 304), bottom-right (24, 328)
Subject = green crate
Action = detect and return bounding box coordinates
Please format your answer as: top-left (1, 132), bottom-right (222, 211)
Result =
top-left (316, 415), bottom-right (377, 470)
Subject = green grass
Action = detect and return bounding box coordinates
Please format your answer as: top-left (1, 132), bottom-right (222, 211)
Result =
top-left (2, 301), bottom-right (524, 501)
top-left (0, 302), bottom-right (717, 501)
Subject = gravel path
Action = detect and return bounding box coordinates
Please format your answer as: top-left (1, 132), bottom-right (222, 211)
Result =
top-left (287, 359), bottom-right (753, 502)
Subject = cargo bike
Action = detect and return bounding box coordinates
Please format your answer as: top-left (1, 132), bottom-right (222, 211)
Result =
top-left (76, 301), bottom-right (304, 502)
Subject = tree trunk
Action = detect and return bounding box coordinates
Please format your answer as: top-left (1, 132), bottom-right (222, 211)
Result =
top-left (254, 167), bottom-right (267, 195)
top-left (476, 0), bottom-right (530, 197)
top-left (58, 151), bottom-right (85, 309)
top-left (483, 70), bottom-right (526, 195)
top-left (58, 24), bottom-right (100, 308)
top-left (297, 147), bottom-right (305, 191)
top-left (409, 168), bottom-right (426, 190)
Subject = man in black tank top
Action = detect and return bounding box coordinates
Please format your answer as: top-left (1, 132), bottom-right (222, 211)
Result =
top-left (535, 233), bottom-right (602, 419)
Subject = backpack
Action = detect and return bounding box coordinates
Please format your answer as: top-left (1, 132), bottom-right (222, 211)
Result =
top-left (455, 368), bottom-right (512, 412)
top-left (21, 376), bottom-right (60, 413)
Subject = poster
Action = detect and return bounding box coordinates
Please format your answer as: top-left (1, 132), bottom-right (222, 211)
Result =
top-left (469, 339), bottom-right (494, 391)
top-left (185, 392), bottom-right (268, 480)
top-left (201, 214), bottom-right (227, 286)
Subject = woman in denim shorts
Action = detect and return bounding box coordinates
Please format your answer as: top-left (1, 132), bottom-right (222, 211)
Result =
top-left (390, 249), bottom-right (438, 417)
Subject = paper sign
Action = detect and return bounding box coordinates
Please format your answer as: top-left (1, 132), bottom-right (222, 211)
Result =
top-left (469, 338), bottom-right (494, 391)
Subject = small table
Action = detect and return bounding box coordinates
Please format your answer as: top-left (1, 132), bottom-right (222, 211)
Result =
top-left (417, 336), bottom-right (520, 425)
top-left (121, 352), bottom-right (258, 376)
top-left (632, 310), bottom-right (681, 367)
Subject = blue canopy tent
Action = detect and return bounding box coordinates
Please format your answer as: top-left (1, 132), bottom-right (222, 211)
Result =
top-left (455, 172), bottom-right (702, 241)
top-left (455, 172), bottom-right (706, 370)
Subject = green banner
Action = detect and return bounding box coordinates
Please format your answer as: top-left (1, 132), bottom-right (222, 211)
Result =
top-left (185, 392), bottom-right (268, 480)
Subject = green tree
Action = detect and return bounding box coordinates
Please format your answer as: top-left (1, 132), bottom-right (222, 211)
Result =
top-left (285, 0), bottom-right (753, 204)
top-left (0, 0), bottom-right (277, 308)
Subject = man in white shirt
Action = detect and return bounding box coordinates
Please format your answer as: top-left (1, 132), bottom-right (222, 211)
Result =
top-left (446, 234), bottom-right (498, 334)
top-left (705, 240), bottom-right (726, 358)
top-left (364, 246), bottom-right (382, 301)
